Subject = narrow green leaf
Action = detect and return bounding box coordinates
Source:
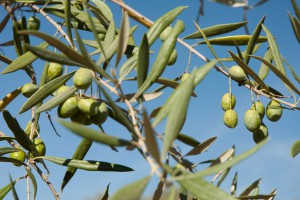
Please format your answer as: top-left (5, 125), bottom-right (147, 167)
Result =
top-left (0, 147), bottom-right (21, 156)
top-left (288, 12), bottom-right (300, 43)
top-left (166, 186), bottom-right (177, 200)
top-left (35, 86), bottom-right (77, 114)
top-left (115, 10), bottom-right (130, 68)
top-left (87, 3), bottom-right (110, 27)
top-left (133, 20), bottom-right (185, 100)
top-left (65, 0), bottom-right (74, 47)
top-left (0, 87), bottom-right (22, 112)
top-left (162, 70), bottom-right (195, 158)
top-left (228, 50), bottom-right (271, 94)
top-left (119, 55), bottom-right (138, 81)
top-left (19, 72), bottom-right (75, 114)
top-left (26, 169), bottom-right (37, 200)
top-left (258, 48), bottom-right (271, 81)
top-left (283, 56), bottom-right (300, 84)
top-left (290, 140), bottom-right (300, 158)
top-left (238, 194), bottom-right (276, 199)
top-left (100, 183), bottom-right (110, 200)
top-left (291, 0), bottom-right (300, 20)
top-left (143, 110), bottom-right (161, 164)
top-left (2, 42), bottom-right (48, 74)
top-left (177, 133), bottom-right (200, 147)
top-left (59, 120), bottom-right (132, 146)
top-left (184, 21), bottom-right (247, 39)
top-left (61, 138), bottom-right (93, 192)
top-left (91, 0), bottom-right (113, 22)
top-left (177, 139), bottom-right (267, 179)
top-left (261, 24), bottom-right (286, 75)
top-left (9, 174), bottom-right (19, 200)
top-left (251, 55), bottom-right (300, 95)
top-left (103, 21), bottom-right (116, 50)
top-left (0, 14), bottom-right (10, 34)
top-left (25, 44), bottom-right (84, 67)
top-left (194, 60), bottom-right (218, 86)
top-left (13, 20), bottom-right (23, 56)
top-left (110, 176), bottom-right (151, 200)
top-left (0, 179), bottom-right (17, 199)
top-left (0, 157), bottom-right (26, 166)
top-left (137, 34), bottom-right (149, 89)
top-left (244, 16), bottom-right (266, 64)
top-left (239, 179), bottom-right (261, 196)
top-left (0, 136), bottom-right (15, 141)
top-left (197, 35), bottom-right (267, 46)
top-left (231, 172), bottom-right (238, 196)
top-left (185, 137), bottom-right (217, 157)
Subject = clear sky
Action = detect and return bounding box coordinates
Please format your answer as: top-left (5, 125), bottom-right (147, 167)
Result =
top-left (0, 0), bottom-right (300, 199)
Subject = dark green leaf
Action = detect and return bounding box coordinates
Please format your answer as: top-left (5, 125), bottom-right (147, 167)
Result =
top-left (290, 140), bottom-right (300, 158)
top-left (9, 174), bottom-right (19, 200)
top-left (13, 20), bottom-right (23, 56)
top-left (185, 137), bottom-right (217, 156)
top-left (137, 34), bottom-right (150, 89)
top-left (239, 179), bottom-right (261, 196)
top-left (238, 194), bottom-right (276, 199)
top-left (177, 133), bottom-right (200, 147)
top-left (196, 35), bottom-right (267, 46)
top-left (100, 183), bottom-right (110, 200)
top-left (291, 0), bottom-right (300, 20)
top-left (0, 147), bottom-right (21, 156)
top-left (0, 157), bottom-right (26, 166)
top-left (41, 156), bottom-right (134, 171)
top-left (19, 72), bottom-right (75, 114)
top-left (65, 0), bottom-right (74, 47)
top-left (283, 56), bottom-right (300, 84)
top-left (0, 87), bottom-right (22, 112)
top-left (0, 178), bottom-right (17, 199)
top-left (0, 54), bottom-right (12, 64)
top-left (231, 172), bottom-right (238, 196)
top-left (184, 21), bottom-right (247, 39)
top-left (0, 14), bottom-right (10, 34)
top-left (0, 136), bottom-right (15, 141)
top-left (110, 176), bottom-right (151, 200)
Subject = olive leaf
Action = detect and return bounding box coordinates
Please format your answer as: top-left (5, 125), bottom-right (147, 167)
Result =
top-left (137, 34), bottom-right (150, 89)
top-left (196, 35), bottom-right (267, 46)
top-left (0, 147), bottom-right (22, 156)
top-left (290, 140), bottom-right (300, 158)
top-left (231, 172), bottom-right (238, 196)
top-left (9, 174), bottom-right (19, 200)
top-left (288, 12), bottom-right (300, 43)
top-left (184, 137), bottom-right (217, 157)
top-left (0, 87), bottom-right (22, 112)
top-left (0, 14), bottom-right (10, 34)
top-left (0, 177), bottom-right (18, 199)
top-left (0, 136), bottom-right (15, 141)
top-left (91, 0), bottom-right (113, 22)
top-left (239, 179), bottom-right (261, 197)
top-left (177, 133), bottom-right (200, 147)
top-left (0, 54), bottom-right (12, 64)
top-left (12, 20), bottom-right (23, 57)
top-left (291, 0), bottom-right (300, 20)
top-left (258, 48), bottom-right (271, 81)
top-left (100, 183), bottom-right (110, 200)
top-left (64, 0), bottom-right (74, 47)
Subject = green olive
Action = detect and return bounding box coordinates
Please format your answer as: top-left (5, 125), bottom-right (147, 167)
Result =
top-left (90, 101), bottom-right (108, 125)
top-left (251, 101), bottom-right (265, 120)
top-left (57, 97), bottom-right (79, 118)
top-left (21, 83), bottom-right (38, 98)
top-left (223, 109), bottom-right (238, 128)
top-left (73, 68), bottom-right (93, 90)
top-left (78, 98), bottom-right (99, 116)
top-left (30, 138), bottom-right (46, 157)
top-left (10, 149), bottom-right (26, 167)
top-left (221, 93), bottom-right (236, 111)
top-left (27, 16), bottom-right (40, 31)
top-left (252, 123), bottom-right (268, 144)
top-left (48, 62), bottom-right (63, 81)
top-left (71, 110), bottom-right (88, 124)
top-left (244, 110), bottom-right (261, 132)
top-left (167, 49), bottom-right (178, 66)
top-left (24, 121), bottom-right (40, 138)
top-left (229, 65), bottom-right (246, 81)
top-left (57, 85), bottom-right (70, 95)
top-left (181, 73), bottom-right (190, 82)
top-left (159, 26), bottom-right (172, 41)
top-left (98, 33), bottom-right (105, 41)
top-left (266, 100), bottom-right (282, 122)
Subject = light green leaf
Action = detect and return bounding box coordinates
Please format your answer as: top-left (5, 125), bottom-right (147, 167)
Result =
top-left (177, 133), bottom-right (200, 147)
top-left (103, 21), bottom-right (116, 50)
top-left (91, 0), bottom-right (113, 22)
top-left (40, 156), bottom-right (134, 171)
top-left (258, 48), bottom-right (271, 81)
top-left (137, 34), bottom-right (150, 89)
top-left (86, 3), bottom-right (110, 28)
top-left (0, 178), bottom-right (17, 199)
top-left (0, 147), bottom-right (21, 156)
top-left (19, 72), bottom-right (75, 114)
top-left (58, 120), bottom-right (132, 146)
top-left (288, 12), bottom-right (300, 43)
top-left (196, 35), bottom-right (267, 46)
top-left (110, 176), bottom-right (151, 200)
top-left (64, 0), bottom-right (74, 47)
top-left (291, 140), bottom-right (300, 158)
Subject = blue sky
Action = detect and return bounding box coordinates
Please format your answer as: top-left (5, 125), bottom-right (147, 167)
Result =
top-left (0, 0), bottom-right (300, 199)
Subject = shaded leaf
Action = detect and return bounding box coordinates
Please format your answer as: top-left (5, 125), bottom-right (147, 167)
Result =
top-left (0, 54), bottom-right (13, 64)
top-left (185, 137), bottom-right (217, 157)
top-left (288, 12), bottom-right (300, 43)
top-left (0, 157), bottom-right (26, 166)
top-left (13, 20), bottom-right (23, 56)
top-left (137, 34), bottom-right (150, 89)
top-left (239, 179), bottom-right (261, 196)
top-left (283, 56), bottom-right (300, 84)
top-left (0, 87), bottom-right (22, 112)
top-left (291, 0), bottom-right (300, 20)
top-left (0, 178), bottom-right (17, 199)
top-left (64, 0), bottom-right (74, 47)
top-left (0, 14), bottom-right (10, 34)
top-left (9, 174), bottom-right (19, 200)
top-left (196, 35), bottom-right (267, 46)
top-left (0, 147), bottom-right (22, 156)
top-left (19, 72), bottom-right (75, 114)
top-left (177, 133), bottom-right (200, 147)
top-left (41, 156), bottom-right (134, 171)
top-left (0, 136), bottom-right (15, 141)
top-left (100, 183), bottom-right (110, 200)
top-left (58, 120), bottom-right (132, 146)
top-left (231, 172), bottom-right (238, 196)
top-left (115, 92), bottom-right (163, 103)
top-left (110, 176), bottom-right (151, 200)
top-left (290, 140), bottom-right (300, 158)
top-left (184, 21), bottom-right (247, 39)
top-left (35, 86), bottom-right (77, 114)
top-left (238, 194), bottom-right (276, 199)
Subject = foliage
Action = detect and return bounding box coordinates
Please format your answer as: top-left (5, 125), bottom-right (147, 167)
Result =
top-left (0, 0), bottom-right (299, 199)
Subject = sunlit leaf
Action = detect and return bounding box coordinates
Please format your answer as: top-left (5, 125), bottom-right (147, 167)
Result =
top-left (239, 179), bottom-right (261, 196)
top-left (177, 133), bottom-right (200, 147)
top-left (258, 48), bottom-right (271, 81)
top-left (291, 140), bottom-right (300, 158)
top-left (0, 87), bottom-right (22, 112)
top-left (115, 92), bottom-right (163, 103)
top-left (137, 34), bottom-right (150, 89)
top-left (196, 35), bottom-right (267, 46)
top-left (0, 178), bottom-right (17, 199)
top-left (185, 137), bottom-right (217, 156)
top-left (91, 0), bottom-right (113, 22)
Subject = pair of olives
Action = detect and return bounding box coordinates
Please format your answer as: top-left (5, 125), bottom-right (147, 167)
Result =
top-left (222, 93), bottom-right (238, 128)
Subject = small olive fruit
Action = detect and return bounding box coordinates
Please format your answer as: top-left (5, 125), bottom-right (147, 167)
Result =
top-left (167, 49), bottom-right (178, 66)
top-left (229, 65), bottom-right (246, 81)
top-left (57, 97), bottom-right (79, 118)
top-left (21, 83), bottom-right (38, 98)
top-left (244, 110), bottom-right (261, 132)
top-left (71, 110), bottom-right (88, 124)
top-left (48, 62), bottom-right (63, 81)
top-left (90, 101), bottom-right (108, 125)
top-left (252, 123), bottom-right (268, 144)
top-left (223, 109), bottom-right (238, 128)
top-left (31, 138), bottom-right (46, 157)
top-left (10, 149), bottom-right (26, 167)
top-left (159, 26), bottom-right (172, 41)
top-left (221, 93), bottom-right (236, 111)
top-left (251, 101), bottom-right (265, 120)
top-left (181, 73), bottom-right (190, 82)
top-left (73, 68), bottom-right (93, 90)
top-left (24, 121), bottom-right (40, 137)
top-left (27, 16), bottom-right (40, 31)
top-left (98, 33), bottom-right (105, 41)
top-left (78, 98), bottom-right (99, 116)
top-left (266, 100), bottom-right (282, 122)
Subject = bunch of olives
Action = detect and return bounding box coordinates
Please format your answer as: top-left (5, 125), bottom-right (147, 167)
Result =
top-left (221, 93), bottom-right (238, 128)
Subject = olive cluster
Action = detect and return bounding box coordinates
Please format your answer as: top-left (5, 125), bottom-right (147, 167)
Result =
top-left (222, 65), bottom-right (283, 143)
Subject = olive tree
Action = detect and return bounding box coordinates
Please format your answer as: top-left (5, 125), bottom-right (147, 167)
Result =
top-left (0, 0), bottom-right (299, 199)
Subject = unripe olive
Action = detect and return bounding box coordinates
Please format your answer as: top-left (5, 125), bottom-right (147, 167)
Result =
top-left (251, 101), bottom-right (265, 120)
top-left (27, 16), bottom-right (40, 31)
top-left (10, 149), bottom-right (26, 167)
top-left (221, 93), bottom-right (236, 111)
top-left (78, 98), bottom-right (99, 116)
top-left (266, 100), bottom-right (282, 122)
top-left (181, 73), bottom-right (190, 82)
top-left (24, 121), bottom-right (40, 137)
top-left (48, 62), bottom-right (63, 81)
top-left (167, 49), bottom-right (177, 66)
top-left (244, 110), bottom-right (261, 132)
top-left (223, 109), bottom-right (238, 128)
top-left (159, 26), bottom-right (172, 41)
top-left (252, 123), bottom-right (268, 144)
top-left (229, 65), bottom-right (246, 81)
top-left (21, 83), bottom-right (38, 98)
top-left (71, 110), bottom-right (88, 124)
top-left (98, 33), bottom-right (105, 41)
top-left (73, 68), bottom-right (93, 90)
top-left (90, 101), bottom-right (108, 125)
top-left (31, 138), bottom-right (46, 157)
top-left (57, 97), bottom-right (79, 118)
